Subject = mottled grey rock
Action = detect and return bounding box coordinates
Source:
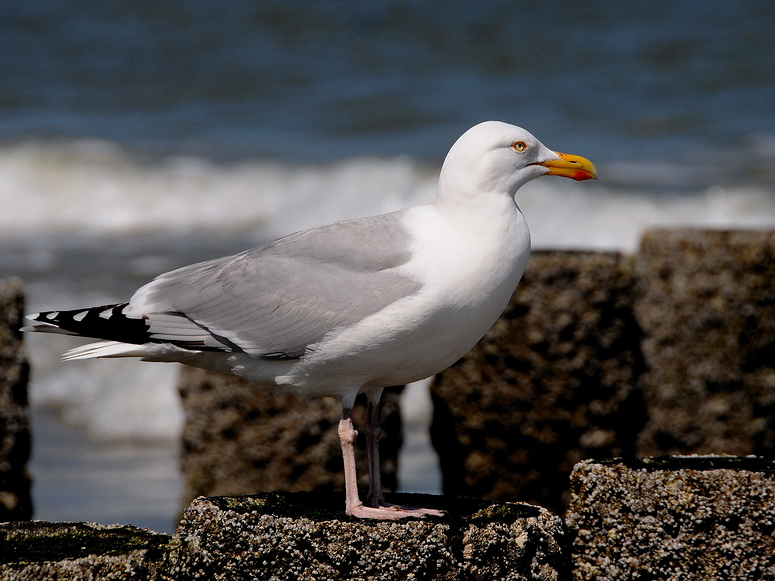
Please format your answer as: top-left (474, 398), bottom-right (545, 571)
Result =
top-left (0, 521), bottom-right (175, 580)
top-left (173, 492), bottom-right (568, 581)
top-left (431, 251), bottom-right (644, 513)
top-left (634, 229), bottom-right (775, 456)
top-left (566, 457), bottom-right (775, 581)
top-left (178, 368), bottom-right (403, 509)
top-left (0, 277), bottom-right (32, 521)
top-left (1, 495), bottom-right (566, 581)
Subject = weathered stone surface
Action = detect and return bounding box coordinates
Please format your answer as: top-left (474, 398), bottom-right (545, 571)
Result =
top-left (173, 492), bottom-right (568, 581)
top-left (635, 229), bottom-right (775, 456)
top-left (0, 277), bottom-right (32, 521)
top-left (566, 456), bottom-right (775, 581)
top-left (0, 521), bottom-right (175, 580)
top-left (178, 368), bottom-right (403, 508)
top-left (1, 495), bottom-right (566, 581)
top-left (431, 251), bottom-right (644, 513)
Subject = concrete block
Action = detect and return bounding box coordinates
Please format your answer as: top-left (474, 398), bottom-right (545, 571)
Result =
top-left (178, 368), bottom-right (403, 508)
top-left (0, 521), bottom-right (175, 580)
top-left (172, 492), bottom-right (568, 581)
top-left (566, 457), bottom-right (775, 581)
top-left (635, 229), bottom-right (775, 456)
top-left (431, 251), bottom-right (644, 513)
top-left (0, 277), bottom-right (32, 521)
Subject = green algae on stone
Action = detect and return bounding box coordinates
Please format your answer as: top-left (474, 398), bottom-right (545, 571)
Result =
top-left (0, 521), bottom-right (179, 581)
top-left (0, 522), bottom-right (172, 565)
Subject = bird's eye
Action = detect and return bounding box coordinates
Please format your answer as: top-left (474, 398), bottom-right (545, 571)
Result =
top-left (511, 141), bottom-right (528, 152)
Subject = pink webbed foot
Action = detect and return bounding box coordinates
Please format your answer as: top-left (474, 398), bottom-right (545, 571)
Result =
top-left (346, 500), bottom-right (445, 520)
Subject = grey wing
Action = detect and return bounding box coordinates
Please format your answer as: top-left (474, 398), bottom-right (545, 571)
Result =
top-left (126, 212), bottom-right (423, 358)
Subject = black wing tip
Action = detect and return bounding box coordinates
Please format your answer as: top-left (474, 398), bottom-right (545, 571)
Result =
top-left (27, 303), bottom-right (151, 344)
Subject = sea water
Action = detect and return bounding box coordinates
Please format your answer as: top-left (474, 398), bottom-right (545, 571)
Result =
top-left (1, 0), bottom-right (774, 532)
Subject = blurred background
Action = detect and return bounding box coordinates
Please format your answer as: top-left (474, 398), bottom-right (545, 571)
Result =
top-left (1, 0), bottom-right (774, 532)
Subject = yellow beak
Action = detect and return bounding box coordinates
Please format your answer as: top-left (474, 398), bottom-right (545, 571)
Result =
top-left (535, 152), bottom-right (598, 181)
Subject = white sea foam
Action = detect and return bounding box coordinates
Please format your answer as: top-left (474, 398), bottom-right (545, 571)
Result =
top-left (5, 139), bottom-right (775, 442)
top-left (0, 139), bottom-right (437, 239)
top-left (520, 180), bottom-right (775, 252)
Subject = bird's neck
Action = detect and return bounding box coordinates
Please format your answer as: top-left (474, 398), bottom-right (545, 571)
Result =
top-left (434, 178), bottom-right (518, 224)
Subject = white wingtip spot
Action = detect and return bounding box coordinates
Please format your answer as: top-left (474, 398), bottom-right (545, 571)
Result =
top-left (98, 308), bottom-right (113, 320)
top-left (73, 310), bottom-right (88, 322)
top-left (45, 311), bottom-right (59, 320)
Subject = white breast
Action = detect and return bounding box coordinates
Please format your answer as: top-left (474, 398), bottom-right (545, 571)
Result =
top-left (276, 199), bottom-right (531, 399)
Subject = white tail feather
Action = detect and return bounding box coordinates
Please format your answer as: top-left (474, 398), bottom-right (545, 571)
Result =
top-left (62, 341), bottom-right (150, 361)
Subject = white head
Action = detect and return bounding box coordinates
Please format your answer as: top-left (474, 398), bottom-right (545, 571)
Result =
top-left (438, 121), bottom-right (597, 201)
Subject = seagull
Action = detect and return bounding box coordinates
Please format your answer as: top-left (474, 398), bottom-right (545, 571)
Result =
top-left (23, 121), bottom-right (597, 519)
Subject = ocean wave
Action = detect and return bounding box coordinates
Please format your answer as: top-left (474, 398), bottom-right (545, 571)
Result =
top-left (4, 138), bottom-right (775, 246)
top-left (0, 139), bottom-right (437, 239)
top-left (520, 180), bottom-right (775, 253)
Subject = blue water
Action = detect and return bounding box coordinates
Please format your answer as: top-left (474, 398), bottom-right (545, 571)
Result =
top-left (3, 0), bottom-right (775, 532)
top-left (2, 0), bottom-right (774, 188)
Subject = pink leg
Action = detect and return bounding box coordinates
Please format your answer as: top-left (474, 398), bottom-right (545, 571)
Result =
top-left (338, 403), bottom-right (445, 520)
top-left (338, 408), bottom-right (364, 515)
